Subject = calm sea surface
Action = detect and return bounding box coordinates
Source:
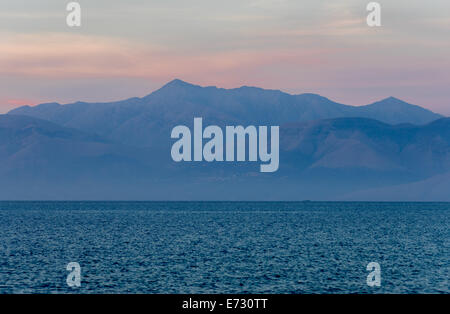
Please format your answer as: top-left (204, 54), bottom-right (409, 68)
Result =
top-left (0, 202), bottom-right (448, 294)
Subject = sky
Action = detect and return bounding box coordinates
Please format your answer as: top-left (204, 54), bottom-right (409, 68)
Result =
top-left (0, 0), bottom-right (449, 115)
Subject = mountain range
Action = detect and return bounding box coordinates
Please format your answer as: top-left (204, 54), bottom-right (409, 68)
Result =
top-left (2, 79), bottom-right (449, 200)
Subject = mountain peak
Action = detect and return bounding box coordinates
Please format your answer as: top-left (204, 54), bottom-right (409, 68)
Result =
top-left (381, 96), bottom-right (395, 101)
top-left (360, 96), bottom-right (442, 124)
top-left (381, 96), bottom-right (405, 103)
top-left (146, 79), bottom-right (201, 97)
top-left (163, 79), bottom-right (197, 88)
top-left (367, 97), bottom-right (423, 109)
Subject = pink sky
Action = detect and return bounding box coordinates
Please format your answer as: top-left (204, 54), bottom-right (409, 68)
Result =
top-left (0, 0), bottom-right (449, 115)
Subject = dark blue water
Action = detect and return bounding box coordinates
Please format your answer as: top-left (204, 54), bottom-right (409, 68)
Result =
top-left (0, 202), bottom-right (448, 294)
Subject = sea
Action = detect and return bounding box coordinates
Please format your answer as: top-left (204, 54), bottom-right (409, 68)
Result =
top-left (0, 201), bottom-right (448, 294)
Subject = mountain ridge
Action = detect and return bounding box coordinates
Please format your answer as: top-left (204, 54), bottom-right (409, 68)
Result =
top-left (1, 113), bottom-right (449, 200)
top-left (9, 79), bottom-right (443, 121)
top-left (8, 79), bottom-right (444, 150)
top-left (2, 79), bottom-right (448, 200)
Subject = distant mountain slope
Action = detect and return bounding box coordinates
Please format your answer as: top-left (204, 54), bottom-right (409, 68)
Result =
top-left (0, 113), bottom-right (449, 200)
top-left (341, 172), bottom-right (450, 201)
top-left (280, 117), bottom-right (450, 175)
top-left (9, 79), bottom-right (443, 148)
top-left (352, 97), bottom-right (443, 125)
top-left (0, 114), bottom-right (161, 199)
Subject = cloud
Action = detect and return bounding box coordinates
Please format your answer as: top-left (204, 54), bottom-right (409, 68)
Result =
top-left (0, 32), bottom-right (328, 81)
top-left (0, 0), bottom-right (448, 115)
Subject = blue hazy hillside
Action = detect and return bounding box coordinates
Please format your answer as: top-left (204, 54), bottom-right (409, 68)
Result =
top-left (0, 114), bottom-right (164, 199)
top-left (0, 103), bottom-right (449, 200)
top-left (281, 117), bottom-right (450, 176)
top-left (3, 80), bottom-right (448, 200)
top-left (9, 79), bottom-right (443, 149)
